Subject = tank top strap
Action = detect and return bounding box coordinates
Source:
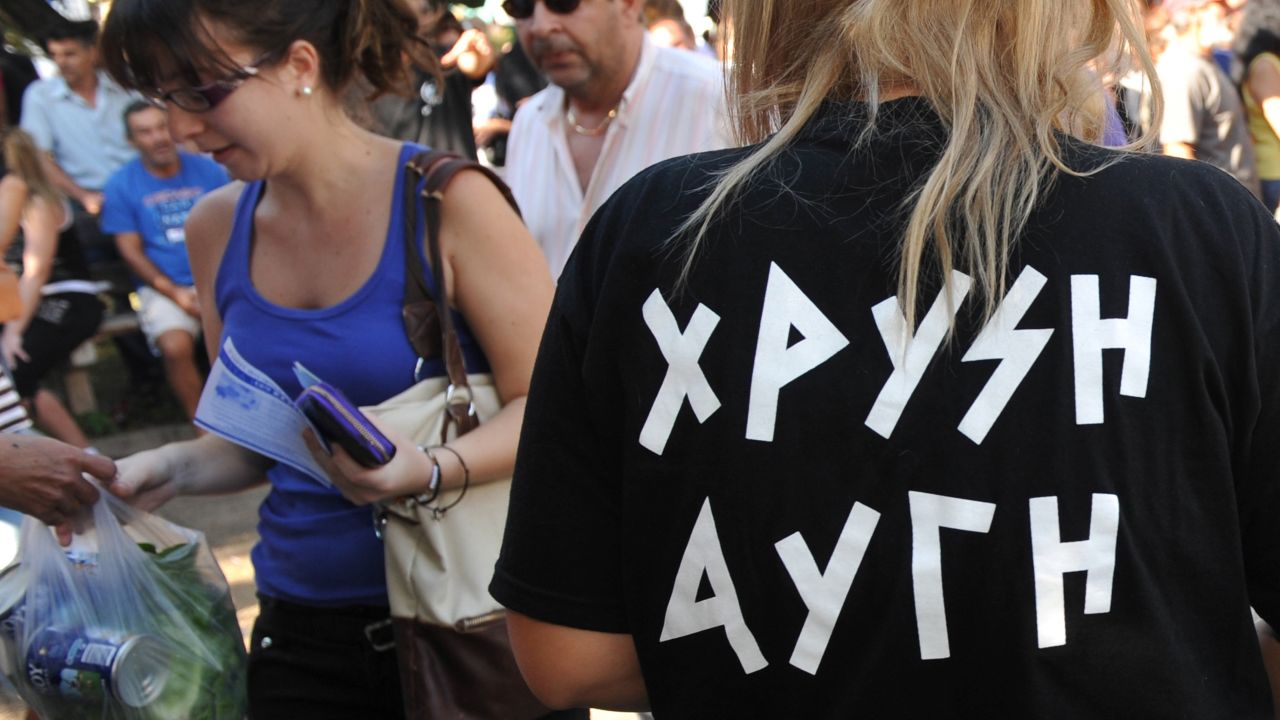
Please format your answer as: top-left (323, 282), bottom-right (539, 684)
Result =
top-left (214, 180), bottom-right (265, 317)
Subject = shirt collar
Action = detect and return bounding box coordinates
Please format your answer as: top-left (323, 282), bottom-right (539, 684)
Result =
top-left (52, 71), bottom-right (124, 101)
top-left (795, 96), bottom-right (946, 148)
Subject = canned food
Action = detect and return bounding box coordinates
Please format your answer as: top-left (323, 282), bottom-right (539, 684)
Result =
top-left (25, 627), bottom-right (170, 708)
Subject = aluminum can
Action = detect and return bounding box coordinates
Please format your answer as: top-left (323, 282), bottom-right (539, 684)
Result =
top-left (25, 626), bottom-right (170, 708)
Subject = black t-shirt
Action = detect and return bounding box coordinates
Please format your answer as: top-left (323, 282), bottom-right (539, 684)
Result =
top-left (491, 97), bottom-right (1280, 718)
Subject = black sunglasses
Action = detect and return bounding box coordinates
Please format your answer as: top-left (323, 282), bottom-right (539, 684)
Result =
top-left (502, 0), bottom-right (582, 20)
top-left (148, 54), bottom-right (273, 113)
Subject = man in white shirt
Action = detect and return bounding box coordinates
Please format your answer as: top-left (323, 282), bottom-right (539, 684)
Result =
top-left (504, 0), bottom-right (731, 278)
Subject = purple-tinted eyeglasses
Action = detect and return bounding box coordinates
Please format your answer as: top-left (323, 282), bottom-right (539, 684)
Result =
top-left (148, 54), bottom-right (273, 113)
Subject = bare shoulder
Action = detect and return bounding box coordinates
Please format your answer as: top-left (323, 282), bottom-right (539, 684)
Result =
top-left (186, 182), bottom-right (243, 241)
top-left (185, 181), bottom-right (245, 258)
top-left (440, 167), bottom-right (514, 216)
top-left (184, 181), bottom-right (246, 291)
top-left (0, 173), bottom-right (29, 199)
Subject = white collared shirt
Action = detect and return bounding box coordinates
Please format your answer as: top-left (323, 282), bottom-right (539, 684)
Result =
top-left (20, 71), bottom-right (139, 190)
top-left (506, 36), bottom-right (732, 278)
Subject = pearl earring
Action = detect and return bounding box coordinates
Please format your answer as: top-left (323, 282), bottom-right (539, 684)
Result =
top-left (300, 86), bottom-right (313, 97)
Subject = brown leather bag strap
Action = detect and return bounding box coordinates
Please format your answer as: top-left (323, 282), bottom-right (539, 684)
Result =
top-left (402, 150), bottom-right (521, 440)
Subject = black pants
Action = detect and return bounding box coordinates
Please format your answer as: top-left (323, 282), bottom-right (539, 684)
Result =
top-left (10, 292), bottom-right (103, 398)
top-left (248, 596), bottom-right (590, 720)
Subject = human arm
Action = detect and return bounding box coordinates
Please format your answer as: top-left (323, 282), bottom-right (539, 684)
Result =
top-left (110, 434), bottom-right (271, 512)
top-left (1257, 620), bottom-right (1280, 720)
top-left (0, 434), bottom-right (114, 526)
top-left (14, 89), bottom-right (96, 210)
top-left (1248, 55), bottom-right (1280, 165)
top-left (507, 611), bottom-right (649, 711)
top-left (474, 117), bottom-right (512, 148)
top-left (1, 190), bottom-right (61, 366)
top-left (102, 182), bottom-right (268, 510)
top-left (39, 154), bottom-right (101, 214)
top-left (310, 168), bottom-right (553, 506)
top-left (113, 231), bottom-right (200, 317)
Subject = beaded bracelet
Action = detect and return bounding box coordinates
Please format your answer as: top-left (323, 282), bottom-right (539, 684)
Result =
top-left (412, 445), bottom-right (443, 506)
top-left (425, 444), bottom-right (469, 517)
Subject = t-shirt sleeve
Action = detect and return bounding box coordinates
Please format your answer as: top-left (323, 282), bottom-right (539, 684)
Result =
top-left (18, 84), bottom-right (52, 152)
top-left (98, 172), bottom-right (136, 235)
top-left (490, 209), bottom-right (630, 634)
top-left (1236, 190), bottom-right (1280, 628)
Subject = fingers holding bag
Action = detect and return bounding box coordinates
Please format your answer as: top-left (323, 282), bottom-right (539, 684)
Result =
top-left (0, 488), bottom-right (248, 718)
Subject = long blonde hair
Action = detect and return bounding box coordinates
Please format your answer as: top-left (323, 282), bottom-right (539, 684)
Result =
top-left (2, 129), bottom-right (60, 209)
top-left (680, 0), bottom-right (1159, 327)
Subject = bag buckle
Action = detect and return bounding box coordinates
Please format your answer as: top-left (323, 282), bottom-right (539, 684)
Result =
top-left (445, 383), bottom-right (477, 420)
top-left (364, 618), bottom-right (396, 652)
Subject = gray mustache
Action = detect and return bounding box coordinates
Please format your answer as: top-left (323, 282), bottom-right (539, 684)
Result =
top-left (530, 37), bottom-right (582, 61)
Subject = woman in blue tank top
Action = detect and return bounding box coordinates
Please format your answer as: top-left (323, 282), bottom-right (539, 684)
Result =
top-left (96, 0), bottom-right (556, 716)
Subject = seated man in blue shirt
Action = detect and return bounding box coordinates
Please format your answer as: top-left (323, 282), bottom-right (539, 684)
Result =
top-left (101, 102), bottom-right (228, 419)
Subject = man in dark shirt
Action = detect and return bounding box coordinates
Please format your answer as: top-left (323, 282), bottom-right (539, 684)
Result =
top-left (370, 0), bottom-right (495, 160)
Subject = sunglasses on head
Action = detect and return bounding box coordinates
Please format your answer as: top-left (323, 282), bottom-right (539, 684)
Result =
top-left (502, 0), bottom-right (582, 20)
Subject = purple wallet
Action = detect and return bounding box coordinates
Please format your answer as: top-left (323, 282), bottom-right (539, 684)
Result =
top-left (295, 382), bottom-right (396, 468)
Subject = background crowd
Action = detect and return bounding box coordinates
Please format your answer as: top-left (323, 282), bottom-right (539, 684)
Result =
top-left (0, 0), bottom-right (729, 446)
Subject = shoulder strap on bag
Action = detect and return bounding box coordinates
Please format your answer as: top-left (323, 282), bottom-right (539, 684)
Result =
top-left (401, 150), bottom-right (521, 441)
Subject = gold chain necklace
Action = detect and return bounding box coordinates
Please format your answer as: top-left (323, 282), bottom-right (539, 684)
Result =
top-left (565, 103), bottom-right (619, 136)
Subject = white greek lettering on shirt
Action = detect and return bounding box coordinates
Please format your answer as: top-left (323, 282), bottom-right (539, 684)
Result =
top-left (660, 498), bottom-right (768, 674)
top-left (775, 502), bottom-right (881, 675)
top-left (959, 267), bottom-right (1053, 444)
top-left (866, 271), bottom-right (973, 438)
top-left (639, 289), bottom-right (722, 455)
top-left (909, 491), bottom-right (996, 660)
top-left (1029, 494), bottom-right (1120, 648)
top-left (746, 263), bottom-right (850, 442)
top-left (1070, 275), bottom-right (1157, 425)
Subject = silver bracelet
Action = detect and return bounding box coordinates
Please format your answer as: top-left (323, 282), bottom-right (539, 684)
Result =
top-left (412, 445), bottom-right (443, 506)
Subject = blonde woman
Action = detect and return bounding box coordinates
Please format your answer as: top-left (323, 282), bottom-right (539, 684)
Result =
top-left (0, 129), bottom-right (102, 447)
top-left (492, 0), bottom-right (1280, 717)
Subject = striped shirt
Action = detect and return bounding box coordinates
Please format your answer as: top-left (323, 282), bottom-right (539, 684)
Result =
top-left (506, 35), bottom-right (731, 278)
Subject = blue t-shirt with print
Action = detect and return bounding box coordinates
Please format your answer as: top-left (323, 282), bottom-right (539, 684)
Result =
top-left (101, 151), bottom-right (229, 287)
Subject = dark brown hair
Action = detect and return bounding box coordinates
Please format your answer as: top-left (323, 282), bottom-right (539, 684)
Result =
top-left (100, 0), bottom-right (435, 99)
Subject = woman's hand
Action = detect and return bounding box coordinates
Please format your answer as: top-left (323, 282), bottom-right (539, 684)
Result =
top-left (109, 447), bottom-right (183, 512)
top-left (2, 324), bottom-right (28, 368)
top-left (302, 417), bottom-right (433, 506)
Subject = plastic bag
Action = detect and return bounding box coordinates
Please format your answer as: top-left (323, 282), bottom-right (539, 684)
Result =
top-left (0, 489), bottom-right (248, 719)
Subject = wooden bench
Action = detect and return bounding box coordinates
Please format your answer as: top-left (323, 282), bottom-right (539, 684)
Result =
top-left (64, 310), bottom-right (141, 415)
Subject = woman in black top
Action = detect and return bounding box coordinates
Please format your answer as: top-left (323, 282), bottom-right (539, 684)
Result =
top-left (0, 129), bottom-right (103, 447)
top-left (492, 0), bottom-right (1280, 717)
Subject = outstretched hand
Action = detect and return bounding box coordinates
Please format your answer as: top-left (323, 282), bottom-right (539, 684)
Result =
top-left (0, 435), bottom-right (113, 532)
top-left (109, 448), bottom-right (182, 513)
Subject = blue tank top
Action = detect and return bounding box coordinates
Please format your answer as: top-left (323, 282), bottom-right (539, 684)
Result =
top-left (217, 143), bottom-right (488, 607)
